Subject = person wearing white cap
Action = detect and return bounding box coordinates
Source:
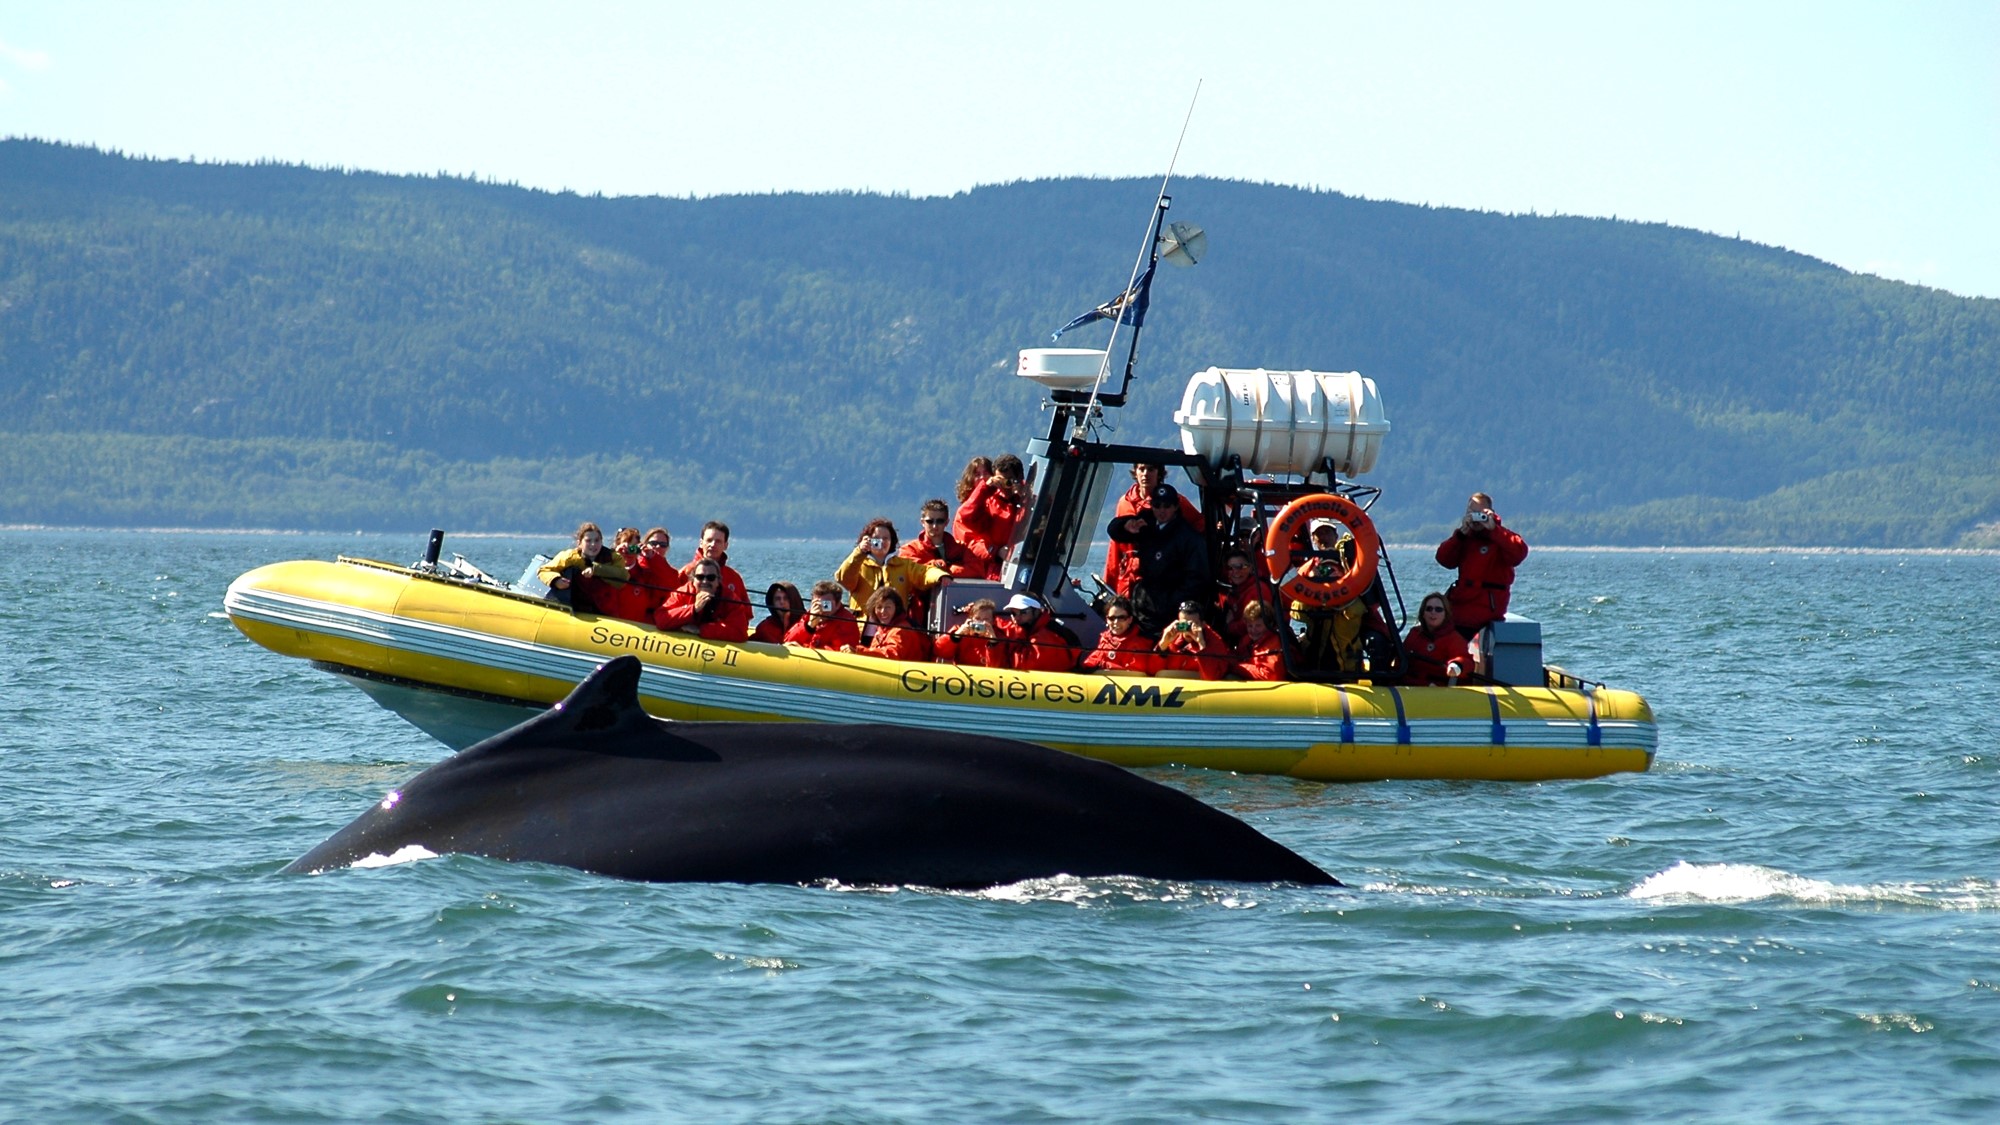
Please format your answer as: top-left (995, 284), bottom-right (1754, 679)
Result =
top-left (996, 593), bottom-right (1078, 673)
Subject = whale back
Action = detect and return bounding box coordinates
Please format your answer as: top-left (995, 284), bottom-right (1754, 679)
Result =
top-left (285, 656), bottom-right (1339, 889)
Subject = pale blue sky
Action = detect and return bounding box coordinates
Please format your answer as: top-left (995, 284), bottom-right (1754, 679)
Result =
top-left (3, 1), bottom-right (1996, 298)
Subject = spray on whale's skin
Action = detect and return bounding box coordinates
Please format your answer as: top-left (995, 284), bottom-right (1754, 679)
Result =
top-left (284, 656), bottom-right (1340, 890)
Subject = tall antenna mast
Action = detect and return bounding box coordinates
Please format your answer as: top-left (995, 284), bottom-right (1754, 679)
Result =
top-left (1071, 81), bottom-right (1203, 441)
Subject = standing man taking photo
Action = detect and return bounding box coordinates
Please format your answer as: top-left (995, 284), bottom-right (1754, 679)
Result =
top-left (1435, 492), bottom-right (1528, 641)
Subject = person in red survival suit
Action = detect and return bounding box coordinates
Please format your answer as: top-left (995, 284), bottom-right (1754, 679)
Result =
top-left (1102, 463), bottom-right (1205, 596)
top-left (784, 581), bottom-right (862, 651)
top-left (1403, 591), bottom-right (1473, 685)
top-left (1080, 595), bottom-right (1160, 675)
top-left (1155, 600), bottom-right (1230, 681)
top-left (582, 527), bottom-right (654, 622)
top-left (751, 581), bottom-right (804, 643)
top-left (934, 598), bottom-right (1005, 668)
top-left (954, 454), bottom-right (1029, 580)
top-left (681, 520), bottom-right (751, 624)
top-left (846, 588), bottom-right (934, 663)
top-left (652, 558), bottom-right (751, 642)
top-left (1435, 491), bottom-right (1529, 640)
top-left (1213, 547), bottom-right (1277, 647)
top-left (1230, 601), bottom-right (1288, 681)
top-left (613, 526), bottom-right (680, 623)
top-left (996, 593), bottom-right (1078, 673)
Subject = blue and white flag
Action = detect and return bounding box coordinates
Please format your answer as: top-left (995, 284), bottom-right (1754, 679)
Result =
top-left (1051, 261), bottom-right (1155, 341)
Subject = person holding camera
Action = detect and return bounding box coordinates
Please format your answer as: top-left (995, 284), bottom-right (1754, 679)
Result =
top-left (1155, 600), bottom-right (1229, 681)
top-left (954, 454), bottom-right (1030, 580)
top-left (836, 517), bottom-right (948, 614)
top-left (1435, 491), bottom-right (1529, 640)
top-left (784, 581), bottom-right (862, 651)
top-left (935, 598), bottom-right (1004, 668)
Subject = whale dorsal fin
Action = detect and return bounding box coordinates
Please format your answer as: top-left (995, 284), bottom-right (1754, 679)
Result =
top-left (555, 655), bottom-right (649, 733)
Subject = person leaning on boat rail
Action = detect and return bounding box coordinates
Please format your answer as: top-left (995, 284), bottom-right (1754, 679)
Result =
top-left (845, 588), bottom-right (934, 663)
top-left (955, 453), bottom-right (1030, 580)
top-left (652, 558), bottom-right (751, 642)
top-left (1230, 601), bottom-right (1288, 682)
top-left (1156, 600), bottom-right (1230, 681)
top-left (1103, 463), bottom-right (1204, 597)
top-left (1080, 596), bottom-right (1159, 675)
top-left (537, 522), bottom-right (628, 611)
top-left (1403, 591), bottom-right (1473, 686)
top-left (934, 598), bottom-right (1004, 668)
top-left (785, 581), bottom-right (862, 651)
top-left (752, 581), bottom-right (804, 643)
top-left (1435, 492), bottom-right (1529, 641)
top-left (1105, 483), bottom-right (1211, 637)
top-left (836, 517), bottom-right (949, 615)
top-left (996, 593), bottom-right (1079, 673)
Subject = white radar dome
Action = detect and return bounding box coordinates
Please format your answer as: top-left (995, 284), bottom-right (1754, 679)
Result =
top-left (1017, 348), bottom-right (1109, 391)
top-left (1174, 368), bottom-right (1390, 477)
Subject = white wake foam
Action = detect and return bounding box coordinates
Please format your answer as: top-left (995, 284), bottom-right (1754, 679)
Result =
top-left (1630, 861), bottom-right (2000, 909)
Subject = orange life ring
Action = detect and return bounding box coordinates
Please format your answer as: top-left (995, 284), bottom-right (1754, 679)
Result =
top-left (1263, 493), bottom-right (1380, 609)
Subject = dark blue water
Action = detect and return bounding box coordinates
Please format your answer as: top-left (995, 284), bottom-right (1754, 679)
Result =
top-left (4, 530), bottom-right (1996, 1122)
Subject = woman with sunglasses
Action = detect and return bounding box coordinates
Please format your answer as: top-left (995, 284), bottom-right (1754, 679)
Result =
top-left (1403, 592), bottom-right (1472, 686)
top-left (651, 559), bottom-right (750, 642)
top-left (623, 527), bottom-right (679, 621)
top-left (1081, 596), bottom-right (1159, 675)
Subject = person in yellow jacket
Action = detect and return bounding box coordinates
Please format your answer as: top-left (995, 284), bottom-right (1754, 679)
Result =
top-left (537, 521), bottom-right (628, 611)
top-left (835, 518), bottom-right (948, 614)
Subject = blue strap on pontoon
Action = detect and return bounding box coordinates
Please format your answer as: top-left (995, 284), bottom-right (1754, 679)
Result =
top-left (1388, 686), bottom-right (1410, 745)
top-left (1586, 686), bottom-right (1602, 747)
top-left (1486, 688), bottom-right (1507, 745)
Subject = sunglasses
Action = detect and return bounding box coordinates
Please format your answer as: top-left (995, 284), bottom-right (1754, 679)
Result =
top-left (922, 518), bottom-right (947, 526)
top-left (646, 540), bottom-right (668, 548)
top-left (1423, 605), bottom-right (1446, 614)
top-left (1105, 613), bottom-right (1132, 622)
top-left (694, 574), bottom-right (720, 585)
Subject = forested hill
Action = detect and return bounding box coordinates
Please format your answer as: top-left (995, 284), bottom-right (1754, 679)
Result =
top-left (3, 138), bottom-right (1996, 547)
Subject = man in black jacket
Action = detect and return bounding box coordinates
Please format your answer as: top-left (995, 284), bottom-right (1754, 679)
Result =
top-left (1106, 484), bottom-right (1211, 637)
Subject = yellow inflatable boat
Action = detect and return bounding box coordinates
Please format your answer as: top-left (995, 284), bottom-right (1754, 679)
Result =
top-left (224, 191), bottom-right (1656, 781)
top-left (224, 554), bottom-right (1655, 782)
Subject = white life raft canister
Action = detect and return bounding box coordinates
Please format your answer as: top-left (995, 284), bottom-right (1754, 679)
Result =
top-left (1173, 368), bottom-right (1390, 477)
